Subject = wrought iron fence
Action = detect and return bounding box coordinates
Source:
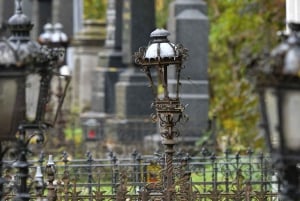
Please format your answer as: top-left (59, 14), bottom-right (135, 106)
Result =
top-left (1, 148), bottom-right (279, 200)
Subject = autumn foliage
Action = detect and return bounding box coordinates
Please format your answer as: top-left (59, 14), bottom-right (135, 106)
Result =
top-left (207, 0), bottom-right (285, 150)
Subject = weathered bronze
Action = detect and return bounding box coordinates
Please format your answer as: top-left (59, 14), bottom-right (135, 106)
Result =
top-left (0, 150), bottom-right (280, 200)
top-left (135, 28), bottom-right (188, 201)
top-left (0, 1), bottom-right (69, 200)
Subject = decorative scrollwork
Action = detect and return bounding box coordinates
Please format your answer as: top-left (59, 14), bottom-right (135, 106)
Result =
top-left (176, 43), bottom-right (189, 61)
top-left (134, 46), bottom-right (146, 65)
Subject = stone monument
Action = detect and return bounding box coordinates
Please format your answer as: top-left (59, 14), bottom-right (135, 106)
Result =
top-left (91, 0), bottom-right (124, 116)
top-left (52, 0), bottom-right (74, 37)
top-left (0, 0), bottom-right (15, 36)
top-left (167, 0), bottom-right (210, 143)
top-left (80, 0), bottom-right (124, 149)
top-left (71, 20), bottom-right (106, 112)
top-left (105, 0), bottom-right (156, 147)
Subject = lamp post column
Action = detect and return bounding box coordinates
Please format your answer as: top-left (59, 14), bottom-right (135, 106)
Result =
top-left (157, 101), bottom-right (183, 201)
top-left (163, 121), bottom-right (176, 201)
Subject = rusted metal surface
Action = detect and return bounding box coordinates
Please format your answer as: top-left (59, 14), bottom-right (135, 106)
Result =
top-left (1, 149), bottom-right (280, 200)
top-left (134, 28), bottom-right (189, 201)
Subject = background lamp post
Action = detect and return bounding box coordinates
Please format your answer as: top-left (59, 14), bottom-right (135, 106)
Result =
top-left (39, 22), bottom-right (70, 146)
top-left (0, 0), bottom-right (70, 200)
top-left (135, 28), bottom-right (188, 201)
top-left (255, 23), bottom-right (300, 201)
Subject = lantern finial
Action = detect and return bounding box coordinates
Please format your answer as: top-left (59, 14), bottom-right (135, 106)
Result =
top-left (149, 28), bottom-right (170, 44)
top-left (15, 0), bottom-right (22, 14)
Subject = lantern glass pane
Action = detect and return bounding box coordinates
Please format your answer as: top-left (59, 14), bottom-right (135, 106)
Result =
top-left (44, 73), bottom-right (70, 125)
top-left (265, 88), bottom-right (280, 148)
top-left (166, 65), bottom-right (180, 99)
top-left (44, 75), bottom-right (58, 124)
top-left (0, 79), bottom-right (18, 139)
top-left (283, 90), bottom-right (300, 150)
top-left (26, 74), bottom-right (41, 121)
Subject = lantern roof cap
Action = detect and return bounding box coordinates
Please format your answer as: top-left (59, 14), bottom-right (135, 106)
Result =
top-left (150, 28), bottom-right (170, 38)
top-left (0, 0), bottom-right (61, 67)
top-left (7, 0), bottom-right (33, 34)
top-left (145, 28), bottom-right (177, 59)
top-left (38, 23), bottom-right (53, 44)
top-left (134, 28), bottom-right (188, 65)
top-left (51, 23), bottom-right (68, 43)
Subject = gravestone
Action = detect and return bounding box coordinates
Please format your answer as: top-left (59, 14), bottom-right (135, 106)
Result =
top-left (73, 0), bottom-right (83, 34)
top-left (92, 0), bottom-right (124, 116)
top-left (70, 20), bottom-right (106, 112)
top-left (20, 0), bottom-right (52, 40)
top-left (105, 0), bottom-right (156, 146)
top-left (98, 0), bottom-right (123, 67)
top-left (168, 0), bottom-right (207, 42)
top-left (81, 0), bottom-right (123, 136)
top-left (0, 0), bottom-right (14, 23)
top-left (20, 0), bottom-right (75, 40)
top-left (167, 0), bottom-right (210, 143)
top-left (52, 0), bottom-right (74, 37)
top-left (0, 0), bottom-right (15, 36)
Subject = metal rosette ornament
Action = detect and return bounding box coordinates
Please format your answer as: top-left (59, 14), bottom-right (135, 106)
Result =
top-left (134, 28), bottom-right (188, 138)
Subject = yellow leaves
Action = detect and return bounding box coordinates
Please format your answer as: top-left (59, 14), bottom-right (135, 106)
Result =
top-left (157, 84), bottom-right (164, 96)
top-left (83, 0), bottom-right (106, 20)
top-left (223, 119), bottom-right (238, 131)
top-left (155, 0), bottom-right (172, 28)
top-left (147, 162), bottom-right (162, 183)
top-left (207, 0), bottom-right (283, 150)
top-left (156, 0), bottom-right (164, 11)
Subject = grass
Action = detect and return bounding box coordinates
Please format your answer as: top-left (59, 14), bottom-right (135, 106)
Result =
top-left (64, 126), bottom-right (83, 144)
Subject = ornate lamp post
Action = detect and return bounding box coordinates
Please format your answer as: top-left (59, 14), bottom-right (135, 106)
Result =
top-left (0, 0), bottom-right (70, 200)
top-left (135, 28), bottom-right (188, 200)
top-left (255, 23), bottom-right (300, 201)
top-left (39, 22), bottom-right (70, 146)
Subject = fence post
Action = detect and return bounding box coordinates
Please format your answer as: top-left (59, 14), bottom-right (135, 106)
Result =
top-left (86, 151), bottom-right (94, 200)
top-left (110, 152), bottom-right (118, 195)
top-left (61, 151), bottom-right (70, 201)
top-left (137, 154), bottom-right (142, 191)
top-left (178, 153), bottom-right (192, 201)
top-left (34, 166), bottom-right (44, 201)
top-left (210, 153), bottom-right (218, 193)
top-left (201, 147), bottom-right (210, 193)
top-left (247, 148), bottom-right (254, 182)
top-left (224, 149), bottom-right (231, 200)
top-left (132, 150), bottom-right (142, 193)
top-left (46, 155), bottom-right (57, 201)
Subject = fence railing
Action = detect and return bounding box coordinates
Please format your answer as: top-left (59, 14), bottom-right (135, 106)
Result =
top-left (1, 148), bottom-right (280, 200)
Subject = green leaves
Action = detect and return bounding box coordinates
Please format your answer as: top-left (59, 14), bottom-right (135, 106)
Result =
top-left (207, 0), bottom-right (285, 150)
